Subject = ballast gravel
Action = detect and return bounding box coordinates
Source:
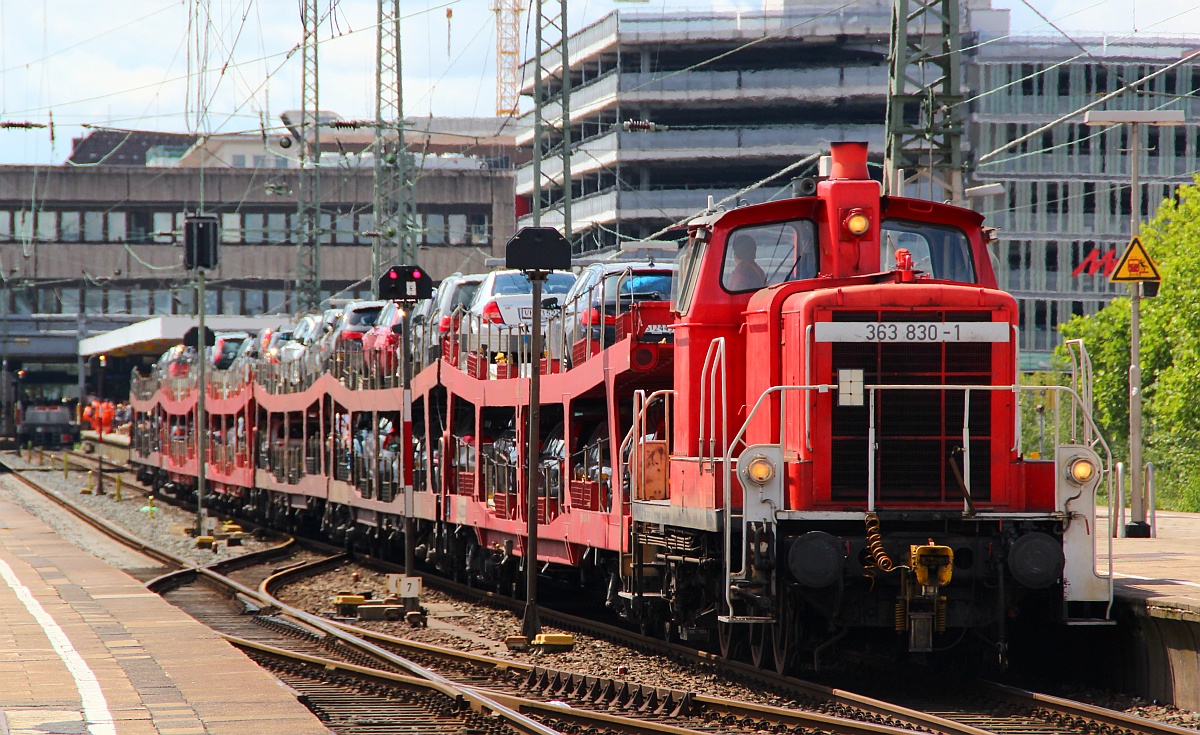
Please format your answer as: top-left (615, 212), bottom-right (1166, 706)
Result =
top-left (1, 453), bottom-right (278, 566)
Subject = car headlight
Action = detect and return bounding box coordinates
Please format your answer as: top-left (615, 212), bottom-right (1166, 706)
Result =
top-left (744, 454), bottom-right (776, 485)
top-left (1066, 456), bottom-right (1097, 485)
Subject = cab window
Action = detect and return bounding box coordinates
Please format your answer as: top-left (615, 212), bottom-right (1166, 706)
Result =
top-left (880, 219), bottom-right (976, 283)
top-left (721, 219), bottom-right (817, 293)
top-left (671, 233), bottom-right (706, 314)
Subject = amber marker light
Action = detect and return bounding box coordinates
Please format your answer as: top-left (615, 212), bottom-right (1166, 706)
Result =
top-left (1066, 456), bottom-right (1097, 485)
top-left (845, 210), bottom-right (871, 237)
top-left (745, 454), bottom-right (776, 485)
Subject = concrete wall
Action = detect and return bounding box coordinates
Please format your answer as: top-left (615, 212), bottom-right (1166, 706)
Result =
top-left (1117, 603), bottom-right (1200, 711)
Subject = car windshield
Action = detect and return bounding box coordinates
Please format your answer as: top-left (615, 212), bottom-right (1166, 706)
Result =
top-left (452, 282), bottom-right (481, 310)
top-left (491, 272), bottom-right (574, 296)
top-left (348, 306), bottom-right (383, 327)
top-left (603, 272), bottom-right (674, 302)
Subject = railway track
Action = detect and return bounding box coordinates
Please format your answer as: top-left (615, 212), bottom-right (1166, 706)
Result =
top-left (7, 453), bottom-right (1192, 735)
top-left (339, 558), bottom-right (1194, 735)
top-left (1, 459), bottom-right (898, 735)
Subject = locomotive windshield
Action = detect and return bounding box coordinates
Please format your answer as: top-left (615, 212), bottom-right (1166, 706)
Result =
top-left (671, 231), bottom-right (707, 314)
top-left (721, 219), bottom-right (817, 293)
top-left (880, 219), bottom-right (975, 283)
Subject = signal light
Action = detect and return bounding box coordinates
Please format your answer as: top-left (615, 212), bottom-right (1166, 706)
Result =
top-left (379, 264), bottom-right (433, 301)
top-left (184, 214), bottom-right (220, 270)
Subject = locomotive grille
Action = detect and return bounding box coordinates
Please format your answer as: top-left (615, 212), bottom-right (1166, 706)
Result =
top-left (829, 310), bottom-right (994, 504)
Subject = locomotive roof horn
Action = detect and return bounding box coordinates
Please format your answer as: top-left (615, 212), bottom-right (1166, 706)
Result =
top-left (828, 141), bottom-right (870, 180)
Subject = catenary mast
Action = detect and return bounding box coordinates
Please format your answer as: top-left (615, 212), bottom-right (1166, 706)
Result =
top-left (884, 0), bottom-right (965, 204)
top-left (295, 0), bottom-right (323, 311)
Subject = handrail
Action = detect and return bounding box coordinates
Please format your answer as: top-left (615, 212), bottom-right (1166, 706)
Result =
top-left (618, 388), bottom-right (675, 505)
top-left (698, 337), bottom-right (727, 466)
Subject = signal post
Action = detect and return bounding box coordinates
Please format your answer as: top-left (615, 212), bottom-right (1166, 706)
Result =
top-left (184, 214), bottom-right (220, 540)
top-left (504, 227), bottom-right (571, 638)
top-left (378, 264), bottom-right (433, 613)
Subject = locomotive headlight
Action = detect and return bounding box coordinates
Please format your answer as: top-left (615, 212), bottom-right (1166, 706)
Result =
top-left (844, 210), bottom-right (871, 237)
top-left (1066, 456), bottom-right (1097, 485)
top-left (744, 454), bottom-right (776, 485)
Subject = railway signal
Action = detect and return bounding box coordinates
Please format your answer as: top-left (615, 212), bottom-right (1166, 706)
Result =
top-left (184, 214), bottom-right (220, 270)
top-left (378, 265), bottom-right (433, 301)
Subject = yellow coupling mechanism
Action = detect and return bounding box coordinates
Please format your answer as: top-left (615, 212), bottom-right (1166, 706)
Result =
top-left (910, 541), bottom-right (953, 588)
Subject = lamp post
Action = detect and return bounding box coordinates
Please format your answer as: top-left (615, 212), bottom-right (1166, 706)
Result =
top-left (1084, 109), bottom-right (1185, 537)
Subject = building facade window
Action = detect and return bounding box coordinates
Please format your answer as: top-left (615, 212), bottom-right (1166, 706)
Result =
top-left (130, 290), bottom-right (151, 315)
top-left (60, 212), bottom-right (81, 241)
top-left (267, 212), bottom-right (288, 243)
top-left (244, 289), bottom-right (265, 315)
top-left (153, 290), bottom-right (173, 315)
top-left (221, 289), bottom-right (242, 315)
top-left (222, 213), bottom-right (241, 243)
top-left (60, 288), bottom-right (80, 314)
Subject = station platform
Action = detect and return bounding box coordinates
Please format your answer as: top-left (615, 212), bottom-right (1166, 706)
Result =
top-left (0, 498), bottom-right (330, 735)
top-left (1098, 510), bottom-right (1200, 620)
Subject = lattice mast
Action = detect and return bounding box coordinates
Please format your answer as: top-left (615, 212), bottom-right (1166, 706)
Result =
top-left (884, 0), bottom-right (965, 204)
top-left (530, 0), bottom-right (573, 240)
top-left (373, 0), bottom-right (416, 296)
top-left (494, 0), bottom-right (523, 117)
top-left (295, 0), bottom-right (323, 312)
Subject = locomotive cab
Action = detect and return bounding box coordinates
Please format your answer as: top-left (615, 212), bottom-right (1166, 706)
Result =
top-left (627, 142), bottom-right (1112, 665)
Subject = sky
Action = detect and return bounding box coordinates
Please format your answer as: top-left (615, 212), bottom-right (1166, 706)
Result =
top-left (0, 0), bottom-right (1198, 165)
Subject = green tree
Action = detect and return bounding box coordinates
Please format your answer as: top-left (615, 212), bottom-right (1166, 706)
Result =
top-left (1057, 178), bottom-right (1200, 510)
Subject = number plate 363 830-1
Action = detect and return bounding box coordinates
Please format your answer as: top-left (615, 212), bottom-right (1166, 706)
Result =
top-left (814, 322), bottom-right (1010, 343)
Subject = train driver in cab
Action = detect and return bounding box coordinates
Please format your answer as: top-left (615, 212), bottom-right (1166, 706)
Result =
top-left (727, 234), bottom-right (767, 291)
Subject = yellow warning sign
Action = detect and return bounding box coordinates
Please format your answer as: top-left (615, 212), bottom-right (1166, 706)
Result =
top-left (1110, 236), bottom-right (1161, 283)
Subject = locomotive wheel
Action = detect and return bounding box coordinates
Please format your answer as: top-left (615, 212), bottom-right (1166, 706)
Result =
top-left (718, 621), bottom-right (744, 660)
top-left (772, 603), bottom-right (794, 676)
top-left (749, 622), bottom-right (773, 669)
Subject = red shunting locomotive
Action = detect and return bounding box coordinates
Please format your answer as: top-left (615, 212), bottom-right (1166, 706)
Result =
top-left (130, 142), bottom-right (1112, 674)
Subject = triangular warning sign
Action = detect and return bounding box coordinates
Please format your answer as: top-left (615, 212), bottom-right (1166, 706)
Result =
top-left (1110, 236), bottom-right (1161, 282)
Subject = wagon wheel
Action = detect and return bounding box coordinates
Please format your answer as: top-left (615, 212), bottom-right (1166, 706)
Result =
top-left (772, 600), bottom-right (795, 676)
top-left (749, 622), bottom-right (773, 669)
top-left (718, 620), bottom-right (744, 660)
